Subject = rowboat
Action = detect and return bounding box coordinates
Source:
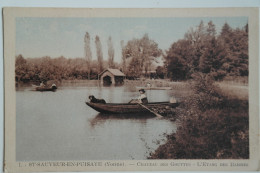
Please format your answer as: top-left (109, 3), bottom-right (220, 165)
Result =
top-left (136, 86), bottom-right (172, 90)
top-left (86, 101), bottom-right (179, 114)
top-left (33, 84), bottom-right (57, 91)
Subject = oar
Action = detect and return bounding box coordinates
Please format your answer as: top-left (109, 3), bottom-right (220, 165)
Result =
top-left (138, 103), bottom-right (163, 118)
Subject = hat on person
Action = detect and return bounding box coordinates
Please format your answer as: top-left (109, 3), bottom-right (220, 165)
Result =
top-left (139, 89), bottom-right (145, 93)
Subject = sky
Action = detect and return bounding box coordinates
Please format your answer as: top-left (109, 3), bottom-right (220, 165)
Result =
top-left (16, 17), bottom-right (248, 63)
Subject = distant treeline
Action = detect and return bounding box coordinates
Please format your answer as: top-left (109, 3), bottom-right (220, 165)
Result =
top-left (164, 21), bottom-right (248, 81)
top-left (15, 56), bottom-right (117, 82)
top-left (15, 21), bottom-right (248, 83)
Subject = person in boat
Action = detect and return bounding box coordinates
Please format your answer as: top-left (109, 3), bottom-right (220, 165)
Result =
top-left (138, 89), bottom-right (148, 104)
top-left (146, 82), bottom-right (151, 88)
top-left (40, 81), bottom-right (45, 87)
top-left (129, 89), bottom-right (148, 104)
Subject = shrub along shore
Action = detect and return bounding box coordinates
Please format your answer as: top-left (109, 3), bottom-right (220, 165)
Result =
top-left (149, 73), bottom-right (249, 159)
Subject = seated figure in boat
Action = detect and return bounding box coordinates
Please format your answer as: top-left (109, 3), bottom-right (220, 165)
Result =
top-left (40, 81), bottom-right (45, 87)
top-left (146, 82), bottom-right (151, 88)
top-left (89, 95), bottom-right (106, 104)
top-left (129, 89), bottom-right (148, 104)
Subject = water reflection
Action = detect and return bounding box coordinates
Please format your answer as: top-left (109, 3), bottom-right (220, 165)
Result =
top-left (89, 113), bottom-right (155, 128)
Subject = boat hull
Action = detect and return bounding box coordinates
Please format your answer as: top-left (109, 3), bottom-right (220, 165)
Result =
top-left (86, 102), bottom-right (179, 114)
top-left (35, 86), bottom-right (57, 91)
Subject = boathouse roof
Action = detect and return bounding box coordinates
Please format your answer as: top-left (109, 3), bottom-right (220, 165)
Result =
top-left (99, 68), bottom-right (125, 77)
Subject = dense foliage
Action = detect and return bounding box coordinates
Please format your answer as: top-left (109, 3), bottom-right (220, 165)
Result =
top-left (121, 34), bottom-right (162, 78)
top-left (15, 55), bottom-right (119, 82)
top-left (16, 33), bottom-right (163, 82)
top-left (165, 21), bottom-right (248, 81)
top-left (149, 73), bottom-right (249, 159)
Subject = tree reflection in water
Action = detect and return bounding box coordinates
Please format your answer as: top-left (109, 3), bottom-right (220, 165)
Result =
top-left (88, 113), bottom-right (155, 128)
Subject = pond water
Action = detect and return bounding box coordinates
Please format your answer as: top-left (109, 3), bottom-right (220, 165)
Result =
top-left (16, 83), bottom-right (178, 161)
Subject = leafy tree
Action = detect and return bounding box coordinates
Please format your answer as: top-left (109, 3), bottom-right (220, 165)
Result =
top-left (84, 32), bottom-right (92, 79)
top-left (207, 21), bottom-right (216, 37)
top-left (156, 66), bottom-right (166, 79)
top-left (219, 23), bottom-right (248, 77)
top-left (127, 57), bottom-right (142, 79)
top-left (244, 23), bottom-right (248, 33)
top-left (107, 36), bottom-right (115, 68)
top-left (199, 38), bottom-right (228, 80)
top-left (15, 54), bottom-right (29, 82)
top-left (122, 34), bottom-right (162, 77)
top-left (120, 40), bottom-right (127, 73)
top-left (95, 35), bottom-right (104, 74)
top-left (220, 22), bottom-right (233, 44)
top-left (164, 39), bottom-right (191, 80)
top-left (165, 20), bottom-right (248, 81)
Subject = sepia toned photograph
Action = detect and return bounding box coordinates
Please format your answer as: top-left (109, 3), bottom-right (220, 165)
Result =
top-left (3, 8), bottom-right (259, 172)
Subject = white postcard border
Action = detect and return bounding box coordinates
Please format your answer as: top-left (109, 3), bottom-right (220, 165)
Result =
top-left (3, 7), bottom-right (260, 172)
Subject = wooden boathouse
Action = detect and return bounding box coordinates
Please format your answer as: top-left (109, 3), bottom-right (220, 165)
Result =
top-left (99, 68), bottom-right (125, 85)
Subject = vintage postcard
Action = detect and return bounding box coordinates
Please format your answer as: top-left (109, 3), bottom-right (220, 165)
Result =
top-left (3, 7), bottom-right (260, 172)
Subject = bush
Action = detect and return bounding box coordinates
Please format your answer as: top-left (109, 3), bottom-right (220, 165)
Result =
top-left (149, 73), bottom-right (249, 159)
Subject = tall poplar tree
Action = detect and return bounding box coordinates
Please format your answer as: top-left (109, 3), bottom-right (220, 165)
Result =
top-left (84, 32), bottom-right (92, 79)
top-left (95, 35), bottom-right (104, 73)
top-left (107, 36), bottom-right (115, 68)
top-left (120, 40), bottom-right (126, 73)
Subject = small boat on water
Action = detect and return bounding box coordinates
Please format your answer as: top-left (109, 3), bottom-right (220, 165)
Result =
top-left (86, 101), bottom-right (180, 114)
top-left (136, 86), bottom-right (172, 90)
top-left (35, 86), bottom-right (57, 91)
top-left (33, 84), bottom-right (57, 92)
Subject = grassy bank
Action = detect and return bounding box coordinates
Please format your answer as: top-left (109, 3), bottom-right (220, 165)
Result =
top-left (149, 73), bottom-right (249, 159)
